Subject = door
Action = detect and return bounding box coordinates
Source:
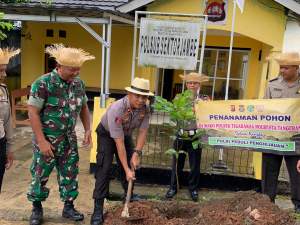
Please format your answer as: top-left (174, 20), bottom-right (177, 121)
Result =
top-left (162, 69), bottom-right (174, 100)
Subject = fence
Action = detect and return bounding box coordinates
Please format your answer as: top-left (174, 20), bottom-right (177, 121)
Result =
top-left (138, 111), bottom-right (289, 180)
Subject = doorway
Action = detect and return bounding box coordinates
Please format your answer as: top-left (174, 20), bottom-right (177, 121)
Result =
top-left (44, 44), bottom-right (57, 73)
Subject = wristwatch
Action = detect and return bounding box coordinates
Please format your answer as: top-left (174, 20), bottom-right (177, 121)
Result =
top-left (133, 149), bottom-right (142, 157)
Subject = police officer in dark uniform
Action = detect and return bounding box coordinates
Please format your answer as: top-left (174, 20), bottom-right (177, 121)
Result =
top-left (90, 77), bottom-right (153, 225)
top-left (165, 72), bottom-right (209, 202)
top-left (263, 52), bottom-right (300, 213)
top-left (0, 48), bottom-right (19, 192)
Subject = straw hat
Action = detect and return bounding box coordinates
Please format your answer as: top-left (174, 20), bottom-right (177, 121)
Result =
top-left (125, 77), bottom-right (154, 96)
top-left (179, 72), bottom-right (209, 83)
top-left (0, 48), bottom-right (20, 65)
top-left (45, 44), bottom-right (95, 67)
top-left (273, 52), bottom-right (300, 66)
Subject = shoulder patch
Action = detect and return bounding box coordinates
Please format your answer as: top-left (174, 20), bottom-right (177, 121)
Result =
top-left (269, 77), bottom-right (279, 82)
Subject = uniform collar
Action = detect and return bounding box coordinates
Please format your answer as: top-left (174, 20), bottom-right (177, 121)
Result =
top-left (124, 96), bottom-right (132, 113)
top-left (280, 75), bottom-right (300, 87)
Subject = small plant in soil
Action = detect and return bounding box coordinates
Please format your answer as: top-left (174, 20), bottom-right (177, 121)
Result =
top-left (153, 90), bottom-right (206, 203)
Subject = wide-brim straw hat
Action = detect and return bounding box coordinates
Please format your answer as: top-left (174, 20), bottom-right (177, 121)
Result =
top-left (0, 48), bottom-right (20, 65)
top-left (273, 52), bottom-right (300, 66)
top-left (45, 44), bottom-right (95, 67)
top-left (125, 77), bottom-right (154, 96)
top-left (179, 72), bottom-right (209, 83)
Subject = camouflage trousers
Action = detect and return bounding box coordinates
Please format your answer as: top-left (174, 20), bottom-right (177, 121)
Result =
top-left (27, 138), bottom-right (79, 202)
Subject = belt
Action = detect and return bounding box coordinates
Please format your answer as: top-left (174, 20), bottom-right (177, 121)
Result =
top-left (178, 129), bottom-right (197, 137)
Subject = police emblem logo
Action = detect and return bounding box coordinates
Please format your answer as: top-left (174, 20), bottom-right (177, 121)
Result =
top-left (115, 117), bottom-right (122, 125)
top-left (122, 108), bottom-right (131, 123)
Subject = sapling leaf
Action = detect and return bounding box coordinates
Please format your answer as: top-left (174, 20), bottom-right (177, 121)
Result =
top-left (165, 148), bottom-right (177, 156)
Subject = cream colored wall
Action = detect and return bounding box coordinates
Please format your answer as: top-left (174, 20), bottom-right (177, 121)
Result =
top-left (21, 22), bottom-right (101, 88)
top-left (21, 22), bottom-right (152, 91)
top-left (21, 0), bottom-right (286, 97)
top-left (148, 0), bottom-right (286, 50)
top-left (145, 0), bottom-right (287, 98)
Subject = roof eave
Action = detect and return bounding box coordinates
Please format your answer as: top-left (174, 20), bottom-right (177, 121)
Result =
top-left (117, 0), bottom-right (155, 13)
top-left (273, 0), bottom-right (300, 15)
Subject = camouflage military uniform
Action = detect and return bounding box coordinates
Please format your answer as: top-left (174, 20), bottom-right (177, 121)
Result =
top-left (27, 69), bottom-right (88, 202)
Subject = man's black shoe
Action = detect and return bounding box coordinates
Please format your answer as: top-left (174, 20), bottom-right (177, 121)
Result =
top-left (130, 193), bottom-right (142, 202)
top-left (90, 199), bottom-right (104, 225)
top-left (165, 188), bottom-right (177, 199)
top-left (62, 201), bottom-right (84, 221)
top-left (190, 190), bottom-right (198, 202)
top-left (30, 204), bottom-right (43, 225)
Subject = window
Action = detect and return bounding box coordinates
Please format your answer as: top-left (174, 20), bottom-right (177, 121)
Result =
top-left (198, 48), bottom-right (249, 100)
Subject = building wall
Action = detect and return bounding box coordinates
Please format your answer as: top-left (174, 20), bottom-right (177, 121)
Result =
top-left (172, 35), bottom-right (270, 99)
top-left (147, 0), bottom-right (286, 50)
top-left (21, 22), bottom-right (158, 91)
top-left (21, 0), bottom-right (286, 98)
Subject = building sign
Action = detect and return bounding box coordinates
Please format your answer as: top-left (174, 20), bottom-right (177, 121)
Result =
top-left (195, 99), bottom-right (300, 154)
top-left (204, 0), bottom-right (228, 25)
top-left (138, 18), bottom-right (202, 70)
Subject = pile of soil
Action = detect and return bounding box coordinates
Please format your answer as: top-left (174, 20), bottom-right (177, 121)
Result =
top-left (104, 191), bottom-right (296, 225)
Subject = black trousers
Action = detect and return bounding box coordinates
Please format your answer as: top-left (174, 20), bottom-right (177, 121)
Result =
top-left (170, 137), bottom-right (202, 192)
top-left (93, 124), bottom-right (134, 200)
top-left (0, 138), bottom-right (7, 192)
top-left (262, 153), bottom-right (300, 206)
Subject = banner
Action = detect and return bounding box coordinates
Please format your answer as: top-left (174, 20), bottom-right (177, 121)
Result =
top-left (204, 0), bottom-right (228, 25)
top-left (138, 18), bottom-right (202, 70)
top-left (195, 99), bottom-right (300, 154)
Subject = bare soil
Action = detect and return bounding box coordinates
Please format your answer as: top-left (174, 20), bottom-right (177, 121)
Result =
top-left (105, 191), bottom-right (295, 225)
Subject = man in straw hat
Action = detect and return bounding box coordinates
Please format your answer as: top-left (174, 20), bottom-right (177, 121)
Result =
top-left (165, 72), bottom-right (209, 202)
top-left (90, 77), bottom-right (153, 225)
top-left (264, 52), bottom-right (300, 213)
top-left (27, 44), bottom-right (94, 225)
top-left (0, 48), bottom-right (20, 192)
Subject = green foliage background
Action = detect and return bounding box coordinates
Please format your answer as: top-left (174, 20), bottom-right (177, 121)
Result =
top-left (0, 0), bottom-right (51, 40)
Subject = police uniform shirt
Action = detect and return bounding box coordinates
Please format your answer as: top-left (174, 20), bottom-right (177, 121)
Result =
top-left (265, 75), bottom-right (300, 99)
top-left (101, 96), bottom-right (150, 139)
top-left (0, 83), bottom-right (13, 151)
top-left (265, 75), bottom-right (300, 153)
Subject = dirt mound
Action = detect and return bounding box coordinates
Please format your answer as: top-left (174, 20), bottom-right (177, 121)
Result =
top-left (104, 191), bottom-right (295, 225)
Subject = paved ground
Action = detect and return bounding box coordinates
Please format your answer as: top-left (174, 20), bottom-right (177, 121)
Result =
top-left (0, 123), bottom-right (297, 225)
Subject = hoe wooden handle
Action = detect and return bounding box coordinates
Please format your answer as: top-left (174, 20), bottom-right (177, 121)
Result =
top-left (125, 179), bottom-right (133, 205)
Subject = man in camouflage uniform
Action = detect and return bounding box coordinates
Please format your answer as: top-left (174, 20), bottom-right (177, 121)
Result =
top-left (264, 52), bottom-right (300, 213)
top-left (0, 48), bottom-right (19, 192)
top-left (27, 44), bottom-right (94, 225)
top-left (165, 72), bottom-right (209, 202)
top-left (90, 77), bottom-right (153, 225)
